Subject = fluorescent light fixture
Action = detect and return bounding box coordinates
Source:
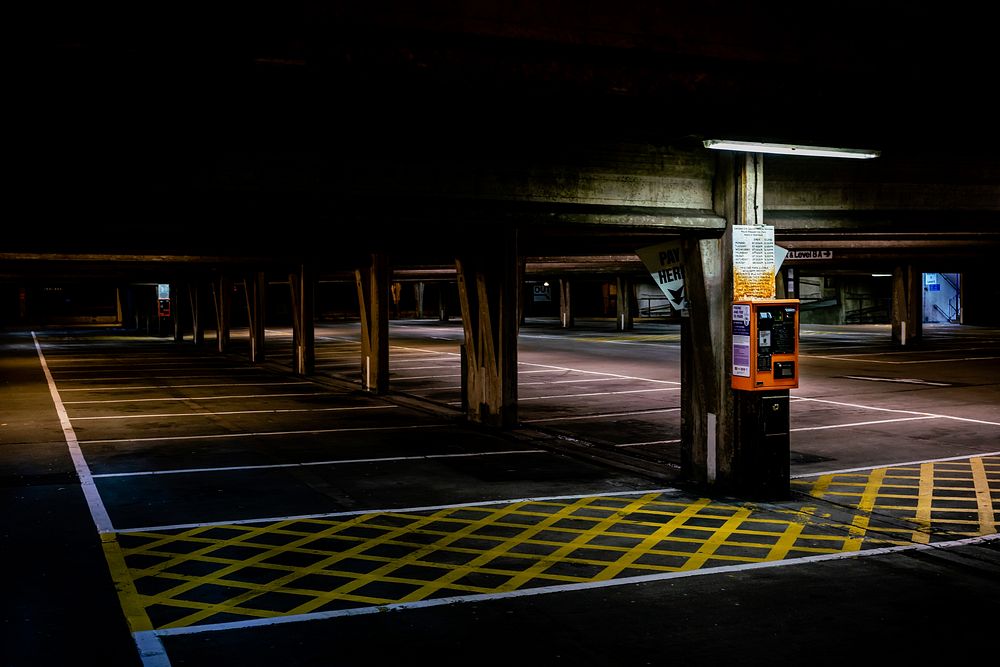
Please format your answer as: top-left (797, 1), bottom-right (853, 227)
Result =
top-left (871, 273), bottom-right (892, 277)
top-left (704, 139), bottom-right (880, 159)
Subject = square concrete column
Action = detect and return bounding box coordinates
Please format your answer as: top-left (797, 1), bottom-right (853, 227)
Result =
top-left (616, 276), bottom-right (634, 331)
top-left (892, 265), bottom-right (923, 345)
top-left (681, 151), bottom-right (791, 500)
top-left (188, 283), bottom-right (206, 346)
top-left (171, 282), bottom-right (184, 342)
top-left (245, 272), bottom-right (266, 363)
top-left (355, 252), bottom-right (390, 393)
top-left (455, 227), bottom-right (519, 427)
top-left (559, 278), bottom-right (574, 328)
top-left (212, 276), bottom-right (232, 353)
top-left (289, 264), bottom-right (315, 376)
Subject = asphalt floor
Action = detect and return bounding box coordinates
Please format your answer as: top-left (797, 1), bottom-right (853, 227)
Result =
top-left (3, 320), bottom-right (998, 666)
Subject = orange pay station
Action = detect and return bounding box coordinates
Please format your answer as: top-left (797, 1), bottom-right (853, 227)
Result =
top-left (731, 299), bottom-right (800, 391)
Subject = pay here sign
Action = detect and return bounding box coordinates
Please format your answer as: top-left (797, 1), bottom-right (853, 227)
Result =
top-left (636, 241), bottom-right (689, 313)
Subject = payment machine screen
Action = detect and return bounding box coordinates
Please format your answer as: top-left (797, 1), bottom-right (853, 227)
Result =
top-left (758, 306), bottom-right (796, 354)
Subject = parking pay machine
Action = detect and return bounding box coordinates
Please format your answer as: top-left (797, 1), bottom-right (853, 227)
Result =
top-left (731, 299), bottom-right (799, 391)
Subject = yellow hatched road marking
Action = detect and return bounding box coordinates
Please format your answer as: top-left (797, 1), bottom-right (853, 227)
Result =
top-left (101, 535), bottom-right (154, 633)
top-left (970, 457), bottom-right (998, 535)
top-left (912, 462), bottom-right (935, 543)
top-left (108, 456), bottom-right (1000, 630)
top-left (403, 494), bottom-right (662, 598)
top-left (158, 508), bottom-right (473, 627)
top-left (765, 507), bottom-right (813, 560)
top-left (565, 497), bottom-right (712, 582)
top-left (143, 516), bottom-right (378, 628)
top-left (682, 505), bottom-right (756, 569)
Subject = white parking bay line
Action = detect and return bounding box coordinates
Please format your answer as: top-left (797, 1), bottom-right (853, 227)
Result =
top-left (78, 423), bottom-right (448, 445)
top-left (69, 405), bottom-right (396, 421)
top-left (92, 449), bottom-right (547, 478)
top-left (792, 415), bottom-right (941, 432)
top-left (523, 408), bottom-right (680, 423)
top-left (519, 387), bottom-right (681, 401)
top-left (59, 381), bottom-right (312, 393)
top-left (792, 396), bottom-right (1000, 427)
top-left (63, 392), bottom-right (330, 405)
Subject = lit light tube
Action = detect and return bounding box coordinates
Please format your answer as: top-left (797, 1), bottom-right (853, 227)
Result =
top-left (703, 139), bottom-right (880, 159)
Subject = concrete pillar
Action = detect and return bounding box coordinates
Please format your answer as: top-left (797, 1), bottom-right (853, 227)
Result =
top-left (171, 282), bottom-right (183, 342)
top-left (682, 151), bottom-right (790, 499)
top-left (456, 227), bottom-right (519, 427)
top-left (776, 267), bottom-right (799, 299)
top-left (892, 265), bottom-right (922, 345)
top-left (438, 283), bottom-right (450, 322)
top-left (289, 265), bottom-right (315, 375)
top-left (680, 236), bottom-right (732, 490)
top-left (414, 281), bottom-right (426, 319)
top-left (733, 152), bottom-right (790, 499)
top-left (189, 283), bottom-right (205, 346)
top-left (212, 276), bottom-right (232, 353)
top-left (559, 277), bottom-right (574, 328)
top-left (616, 276), bottom-right (634, 331)
top-left (245, 272), bottom-right (266, 363)
top-left (355, 253), bottom-right (390, 393)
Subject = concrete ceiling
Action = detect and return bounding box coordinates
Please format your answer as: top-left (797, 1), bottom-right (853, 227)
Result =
top-left (10, 1), bottom-right (999, 278)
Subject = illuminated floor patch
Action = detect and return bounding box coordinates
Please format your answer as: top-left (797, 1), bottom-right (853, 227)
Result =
top-left (110, 456), bottom-right (999, 631)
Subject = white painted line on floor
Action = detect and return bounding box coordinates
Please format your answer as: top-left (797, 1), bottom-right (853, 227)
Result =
top-left (802, 354), bottom-right (1000, 365)
top-left (44, 356), bottom-right (189, 364)
top-left (132, 632), bottom-right (171, 667)
top-left (32, 332), bottom-right (114, 534)
top-left (93, 449), bottom-right (547, 478)
top-left (519, 387), bottom-right (681, 401)
top-left (143, 532), bottom-right (1000, 639)
top-left (523, 408), bottom-right (680, 423)
top-left (791, 450), bottom-right (1000, 479)
top-left (55, 373), bottom-right (275, 383)
top-left (405, 376), bottom-right (644, 394)
top-left (78, 423), bottom-right (447, 445)
top-left (393, 369), bottom-right (560, 382)
top-left (792, 396), bottom-right (1000, 427)
top-left (386, 364), bottom-right (461, 371)
top-left (63, 392), bottom-right (329, 404)
top-left (390, 372), bottom-right (462, 381)
top-left (50, 366), bottom-right (257, 374)
top-left (791, 415), bottom-right (940, 432)
top-left (516, 361), bottom-right (681, 385)
top-left (615, 439), bottom-right (681, 447)
top-left (59, 382), bottom-right (312, 393)
top-left (518, 377), bottom-right (638, 386)
top-left (70, 405), bottom-right (395, 421)
top-left (116, 487), bottom-right (681, 533)
top-left (809, 346), bottom-right (995, 359)
top-left (843, 376), bottom-right (952, 386)
top-left (389, 345), bottom-right (461, 356)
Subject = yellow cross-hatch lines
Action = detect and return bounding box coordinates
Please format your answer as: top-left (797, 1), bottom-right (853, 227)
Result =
top-left (112, 456), bottom-right (1000, 630)
top-left (792, 455), bottom-right (1000, 542)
